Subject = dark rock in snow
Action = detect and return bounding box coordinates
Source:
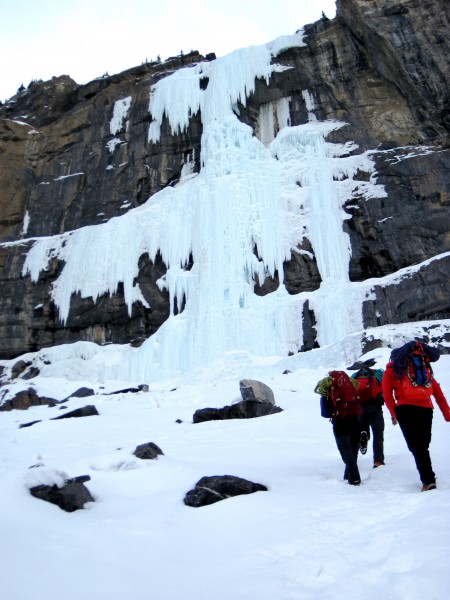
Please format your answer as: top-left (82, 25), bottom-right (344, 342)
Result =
top-left (11, 360), bottom-right (32, 379)
top-left (104, 384), bottom-right (149, 395)
top-left (193, 399), bottom-right (282, 423)
top-left (51, 405), bottom-right (99, 420)
top-left (21, 367), bottom-right (40, 380)
top-left (16, 404), bottom-right (98, 426)
top-left (19, 420), bottom-right (42, 429)
top-left (64, 387), bottom-right (95, 400)
top-left (29, 475), bottom-right (94, 512)
top-left (193, 379), bottom-right (282, 422)
top-left (133, 442), bottom-right (164, 459)
top-left (347, 359), bottom-right (376, 370)
top-left (0, 387), bottom-right (58, 411)
top-left (184, 475), bottom-right (268, 507)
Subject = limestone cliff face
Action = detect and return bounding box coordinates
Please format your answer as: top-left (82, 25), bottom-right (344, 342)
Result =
top-left (0, 0), bottom-right (448, 360)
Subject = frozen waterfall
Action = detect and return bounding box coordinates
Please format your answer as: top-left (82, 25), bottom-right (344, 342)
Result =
top-left (22, 34), bottom-right (386, 382)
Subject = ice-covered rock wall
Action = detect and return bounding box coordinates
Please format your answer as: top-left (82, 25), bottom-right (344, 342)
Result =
top-left (0, 0), bottom-right (449, 379)
top-left (19, 34), bottom-right (387, 380)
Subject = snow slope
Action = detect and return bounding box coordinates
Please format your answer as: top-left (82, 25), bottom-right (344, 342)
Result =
top-left (1, 343), bottom-right (449, 600)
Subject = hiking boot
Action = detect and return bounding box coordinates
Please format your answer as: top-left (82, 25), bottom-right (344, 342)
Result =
top-left (359, 431), bottom-right (368, 455)
top-left (421, 483), bottom-right (436, 492)
top-left (373, 461), bottom-right (385, 468)
top-left (348, 479), bottom-right (361, 486)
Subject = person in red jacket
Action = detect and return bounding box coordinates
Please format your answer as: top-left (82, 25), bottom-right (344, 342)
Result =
top-left (382, 340), bottom-right (450, 491)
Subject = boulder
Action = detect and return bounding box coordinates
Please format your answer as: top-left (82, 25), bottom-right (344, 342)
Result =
top-left (0, 387), bottom-right (57, 411)
top-left (105, 384), bottom-right (149, 395)
top-left (193, 400), bottom-right (282, 423)
top-left (62, 387), bottom-right (95, 401)
top-left (184, 475), bottom-right (268, 507)
top-left (133, 442), bottom-right (164, 460)
top-left (29, 475), bottom-right (94, 512)
top-left (239, 379), bottom-right (275, 405)
top-left (51, 405), bottom-right (99, 420)
top-left (347, 359), bottom-right (376, 370)
top-left (11, 360), bottom-right (32, 379)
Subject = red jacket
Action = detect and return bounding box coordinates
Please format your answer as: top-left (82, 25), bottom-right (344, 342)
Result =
top-left (382, 361), bottom-right (450, 421)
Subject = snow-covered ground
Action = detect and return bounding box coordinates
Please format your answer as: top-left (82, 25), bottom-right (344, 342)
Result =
top-left (1, 342), bottom-right (449, 600)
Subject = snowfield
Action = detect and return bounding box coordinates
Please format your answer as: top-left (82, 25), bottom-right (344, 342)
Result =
top-left (1, 344), bottom-right (449, 600)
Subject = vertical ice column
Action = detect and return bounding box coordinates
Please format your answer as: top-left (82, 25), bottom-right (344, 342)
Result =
top-left (171, 115), bottom-right (288, 368)
top-left (304, 131), bottom-right (359, 345)
top-left (306, 137), bottom-right (350, 282)
top-left (302, 90), bottom-right (317, 122)
top-left (110, 97), bottom-right (132, 135)
top-left (257, 97), bottom-right (291, 146)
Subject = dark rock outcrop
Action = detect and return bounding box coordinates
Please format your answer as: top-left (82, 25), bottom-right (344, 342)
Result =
top-left (51, 405), bottom-right (99, 420)
top-left (133, 442), bottom-right (164, 460)
top-left (17, 404), bottom-right (99, 427)
top-left (183, 475), bottom-right (268, 507)
top-left (29, 475), bottom-right (94, 512)
top-left (347, 358), bottom-right (376, 370)
top-left (0, 1), bottom-right (448, 359)
top-left (104, 384), bottom-right (149, 395)
top-left (193, 379), bottom-right (282, 422)
top-left (193, 400), bottom-right (283, 423)
top-left (69, 386), bottom-right (95, 398)
top-left (0, 387), bottom-right (57, 411)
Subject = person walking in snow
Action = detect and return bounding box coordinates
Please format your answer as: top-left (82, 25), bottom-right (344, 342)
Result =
top-left (315, 371), bottom-right (362, 486)
top-left (350, 365), bottom-right (386, 469)
top-left (382, 340), bottom-right (450, 492)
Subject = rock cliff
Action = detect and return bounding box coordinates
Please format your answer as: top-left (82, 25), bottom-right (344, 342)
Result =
top-left (0, 0), bottom-right (449, 362)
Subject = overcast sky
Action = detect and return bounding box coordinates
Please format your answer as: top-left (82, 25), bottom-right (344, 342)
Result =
top-left (0, 0), bottom-right (336, 102)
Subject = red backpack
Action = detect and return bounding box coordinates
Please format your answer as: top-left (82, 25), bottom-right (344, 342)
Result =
top-left (350, 368), bottom-right (384, 403)
top-left (328, 370), bottom-right (360, 417)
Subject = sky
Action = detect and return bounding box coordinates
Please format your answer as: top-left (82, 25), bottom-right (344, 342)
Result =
top-left (0, 0), bottom-right (336, 102)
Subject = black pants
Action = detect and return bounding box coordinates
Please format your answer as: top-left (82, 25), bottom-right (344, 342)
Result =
top-left (396, 404), bottom-right (435, 485)
top-left (360, 402), bottom-right (385, 464)
top-left (333, 416), bottom-right (361, 484)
